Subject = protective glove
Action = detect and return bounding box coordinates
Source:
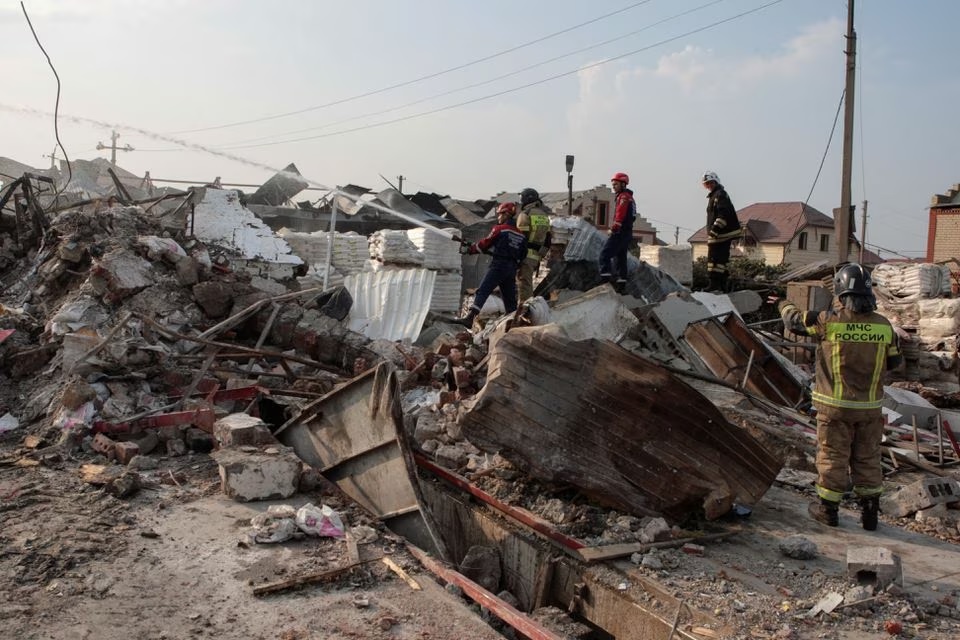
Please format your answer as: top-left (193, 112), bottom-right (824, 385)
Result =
top-left (611, 222), bottom-right (621, 234)
top-left (467, 244), bottom-right (479, 255)
top-left (458, 243), bottom-right (470, 255)
top-left (765, 294), bottom-right (780, 306)
top-left (708, 230), bottom-right (719, 240)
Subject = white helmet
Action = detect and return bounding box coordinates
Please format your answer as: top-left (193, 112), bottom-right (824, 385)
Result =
top-left (702, 171), bottom-right (719, 184)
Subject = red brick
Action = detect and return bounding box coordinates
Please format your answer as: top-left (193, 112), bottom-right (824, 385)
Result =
top-left (114, 441), bottom-right (141, 465)
top-left (92, 433), bottom-right (117, 459)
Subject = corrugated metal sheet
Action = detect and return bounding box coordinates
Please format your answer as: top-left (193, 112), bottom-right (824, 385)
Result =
top-left (345, 268), bottom-right (436, 342)
top-left (461, 326), bottom-right (782, 522)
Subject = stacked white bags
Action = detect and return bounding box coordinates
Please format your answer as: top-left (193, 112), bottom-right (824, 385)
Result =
top-left (406, 228), bottom-right (463, 314)
top-left (872, 263), bottom-right (951, 298)
top-left (277, 229), bottom-right (368, 277)
top-left (368, 230), bottom-right (424, 266)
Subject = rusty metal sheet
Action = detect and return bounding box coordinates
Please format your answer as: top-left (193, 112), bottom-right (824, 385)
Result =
top-left (460, 326), bottom-right (781, 522)
top-left (278, 362), bottom-right (446, 557)
top-left (684, 313), bottom-right (806, 407)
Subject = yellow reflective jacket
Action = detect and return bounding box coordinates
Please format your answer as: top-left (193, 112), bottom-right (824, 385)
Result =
top-left (516, 204), bottom-right (551, 261)
top-left (779, 302), bottom-right (902, 416)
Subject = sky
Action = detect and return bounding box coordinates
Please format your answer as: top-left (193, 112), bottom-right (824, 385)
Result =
top-left (1, 0), bottom-right (957, 260)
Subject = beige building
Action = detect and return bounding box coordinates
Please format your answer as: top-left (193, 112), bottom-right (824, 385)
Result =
top-left (926, 183), bottom-right (960, 263)
top-left (688, 201), bottom-right (878, 267)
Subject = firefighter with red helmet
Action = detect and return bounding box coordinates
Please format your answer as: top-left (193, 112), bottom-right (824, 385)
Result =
top-left (777, 263), bottom-right (902, 529)
top-left (455, 202), bottom-right (527, 328)
top-left (599, 171), bottom-right (636, 284)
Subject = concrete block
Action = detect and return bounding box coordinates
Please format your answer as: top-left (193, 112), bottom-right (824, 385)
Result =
top-left (881, 477), bottom-right (960, 518)
top-left (211, 446), bottom-right (302, 502)
top-left (846, 546), bottom-right (902, 587)
top-left (213, 413), bottom-right (276, 448)
top-left (114, 441), bottom-right (141, 465)
top-left (883, 386), bottom-right (941, 430)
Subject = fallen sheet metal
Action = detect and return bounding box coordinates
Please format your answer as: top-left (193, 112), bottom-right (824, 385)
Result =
top-left (278, 362), bottom-right (447, 558)
top-left (683, 312), bottom-right (807, 408)
top-left (460, 325), bottom-right (781, 521)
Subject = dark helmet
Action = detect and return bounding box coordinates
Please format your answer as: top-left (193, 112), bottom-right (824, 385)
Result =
top-left (519, 188), bottom-right (540, 207)
top-left (834, 263), bottom-right (872, 297)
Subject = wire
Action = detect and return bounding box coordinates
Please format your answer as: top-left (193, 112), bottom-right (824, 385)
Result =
top-left (217, 0), bottom-right (787, 151)
top-left (207, 0), bottom-right (731, 148)
top-left (20, 1), bottom-right (71, 201)
top-left (172, 0), bottom-right (656, 134)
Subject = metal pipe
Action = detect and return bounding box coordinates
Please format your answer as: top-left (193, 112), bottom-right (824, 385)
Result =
top-left (323, 196), bottom-right (338, 291)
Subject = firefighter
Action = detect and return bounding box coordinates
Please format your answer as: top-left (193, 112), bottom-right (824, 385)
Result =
top-left (598, 171), bottom-right (635, 285)
top-left (515, 188), bottom-right (552, 302)
top-left (455, 202), bottom-right (527, 328)
top-left (701, 171), bottom-right (741, 292)
top-left (776, 263), bottom-right (902, 529)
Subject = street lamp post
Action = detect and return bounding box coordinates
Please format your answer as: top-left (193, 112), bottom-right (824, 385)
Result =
top-left (565, 155), bottom-right (575, 217)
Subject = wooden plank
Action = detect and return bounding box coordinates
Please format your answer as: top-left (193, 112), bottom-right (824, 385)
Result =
top-left (252, 557), bottom-right (380, 596)
top-left (575, 530), bottom-right (737, 563)
top-left (382, 556), bottom-right (421, 590)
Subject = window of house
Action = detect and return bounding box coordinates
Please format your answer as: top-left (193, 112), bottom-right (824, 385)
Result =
top-left (820, 234), bottom-right (830, 252)
top-left (798, 231), bottom-right (808, 250)
top-left (596, 201), bottom-right (608, 227)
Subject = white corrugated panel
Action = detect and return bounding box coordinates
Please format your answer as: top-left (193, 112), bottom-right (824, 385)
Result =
top-left (345, 268), bottom-right (436, 342)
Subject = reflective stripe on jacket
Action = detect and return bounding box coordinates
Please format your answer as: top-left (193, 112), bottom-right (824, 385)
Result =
top-left (706, 185), bottom-right (741, 243)
top-left (780, 302), bottom-right (902, 412)
top-left (516, 205), bottom-right (552, 260)
top-left (473, 221), bottom-right (527, 264)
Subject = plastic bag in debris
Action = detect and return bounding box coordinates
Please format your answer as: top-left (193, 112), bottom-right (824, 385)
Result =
top-left (0, 413), bottom-right (19, 434)
top-left (249, 505), bottom-right (299, 544)
top-left (52, 401), bottom-right (97, 433)
top-left (138, 235), bottom-right (187, 261)
top-left (296, 503), bottom-right (345, 538)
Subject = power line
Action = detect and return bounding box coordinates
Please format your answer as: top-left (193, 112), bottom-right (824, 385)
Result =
top-left (172, 0), bottom-right (656, 134)
top-left (216, 0), bottom-right (787, 151)
top-left (208, 0), bottom-right (731, 148)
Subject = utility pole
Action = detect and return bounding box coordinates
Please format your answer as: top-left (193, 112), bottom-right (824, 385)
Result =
top-left (97, 130), bottom-right (134, 166)
top-left (859, 199), bottom-right (868, 263)
top-left (837, 0), bottom-right (856, 265)
top-left (397, 175), bottom-right (405, 195)
top-left (565, 155), bottom-right (575, 217)
top-left (43, 146), bottom-right (58, 169)
top-left (674, 226), bottom-right (679, 245)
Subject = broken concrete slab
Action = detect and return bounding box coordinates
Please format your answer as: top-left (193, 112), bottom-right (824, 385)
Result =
top-left (210, 446), bottom-right (302, 502)
top-left (881, 476), bottom-right (960, 518)
top-left (213, 413), bottom-right (277, 448)
top-left (542, 284), bottom-right (639, 342)
top-left (89, 248), bottom-right (155, 303)
top-left (460, 325), bottom-right (782, 521)
top-left (883, 386), bottom-right (941, 430)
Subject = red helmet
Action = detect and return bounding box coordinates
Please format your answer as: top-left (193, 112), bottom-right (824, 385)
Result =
top-left (611, 172), bottom-right (629, 185)
top-left (496, 202), bottom-right (517, 217)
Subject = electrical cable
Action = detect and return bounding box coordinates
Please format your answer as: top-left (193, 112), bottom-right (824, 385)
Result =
top-left (215, 0), bottom-right (787, 151)
top-left (786, 88), bottom-right (844, 244)
top-left (198, 0), bottom-right (731, 149)
top-left (20, 1), bottom-right (71, 202)
top-left (172, 0), bottom-right (656, 134)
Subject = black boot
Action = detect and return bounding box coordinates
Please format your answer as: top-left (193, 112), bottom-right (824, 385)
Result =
top-left (453, 308), bottom-right (478, 328)
top-left (808, 498), bottom-right (839, 526)
top-left (859, 497), bottom-right (880, 531)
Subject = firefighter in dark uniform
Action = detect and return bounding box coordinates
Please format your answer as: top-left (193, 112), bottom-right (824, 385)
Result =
top-left (701, 171), bottom-right (741, 292)
top-left (777, 263), bottom-right (902, 529)
top-left (515, 188), bottom-right (552, 303)
top-left (455, 202), bottom-right (527, 328)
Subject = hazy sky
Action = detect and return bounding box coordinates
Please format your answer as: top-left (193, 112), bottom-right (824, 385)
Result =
top-left (2, 0), bottom-right (957, 259)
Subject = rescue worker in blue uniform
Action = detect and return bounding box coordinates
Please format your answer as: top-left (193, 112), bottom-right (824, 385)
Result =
top-left (455, 202), bottom-right (527, 328)
top-left (777, 263), bottom-right (902, 529)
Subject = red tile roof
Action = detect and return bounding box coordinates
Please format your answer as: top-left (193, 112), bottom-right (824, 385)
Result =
top-left (689, 202), bottom-right (834, 244)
